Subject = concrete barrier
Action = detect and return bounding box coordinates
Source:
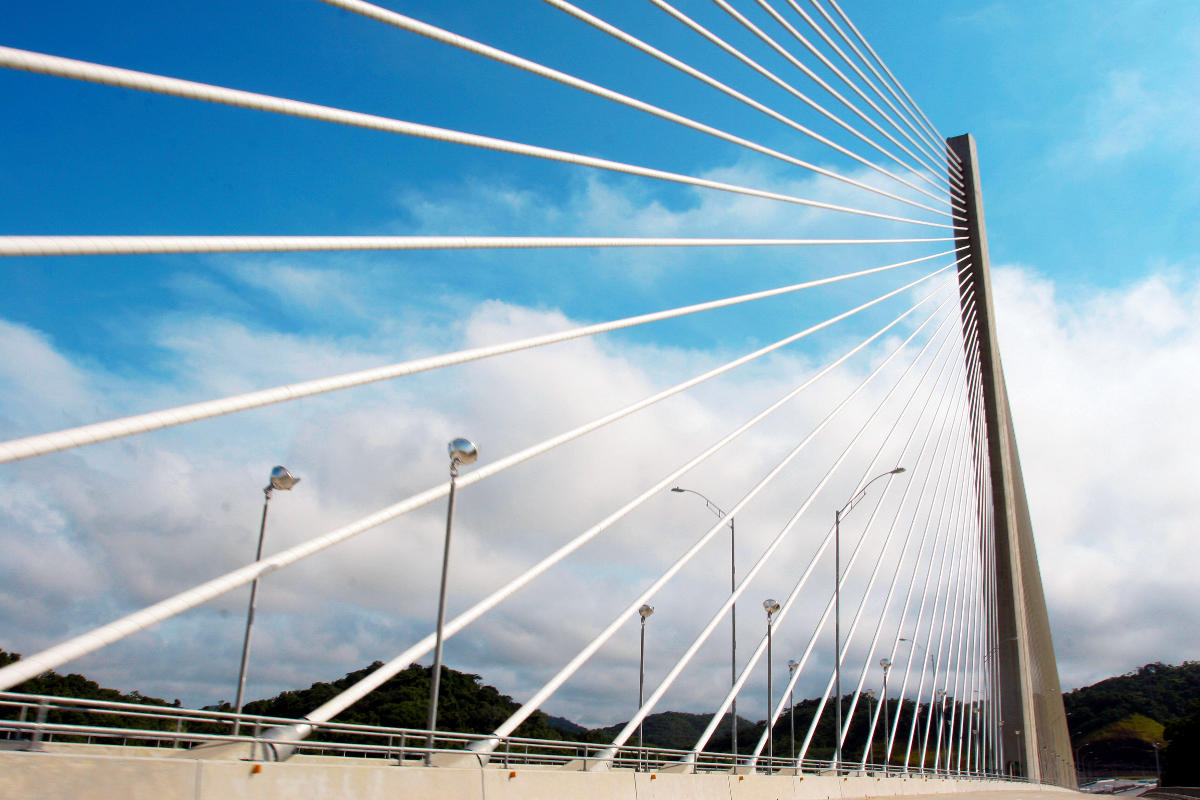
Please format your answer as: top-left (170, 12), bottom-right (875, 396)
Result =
top-left (0, 747), bottom-right (1085, 800)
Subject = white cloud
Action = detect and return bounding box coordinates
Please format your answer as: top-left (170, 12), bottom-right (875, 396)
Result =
top-left (1076, 68), bottom-right (1200, 163)
top-left (5, 158), bottom-right (1172, 739)
top-left (993, 264), bottom-right (1200, 688)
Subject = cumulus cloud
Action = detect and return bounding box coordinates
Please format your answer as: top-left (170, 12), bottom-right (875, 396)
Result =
top-left (1080, 70), bottom-right (1200, 162)
top-left (0, 269), bottom-right (960, 728)
top-left (4, 155), bottom-right (1173, 736)
top-left (993, 264), bottom-right (1200, 688)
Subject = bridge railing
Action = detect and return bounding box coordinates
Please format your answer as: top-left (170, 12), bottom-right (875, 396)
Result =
top-left (0, 691), bottom-right (1013, 779)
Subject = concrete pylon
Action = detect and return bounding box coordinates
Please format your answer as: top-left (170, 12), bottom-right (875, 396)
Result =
top-left (947, 134), bottom-right (1075, 788)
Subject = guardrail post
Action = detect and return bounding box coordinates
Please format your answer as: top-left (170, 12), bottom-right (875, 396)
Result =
top-left (28, 698), bottom-right (48, 750)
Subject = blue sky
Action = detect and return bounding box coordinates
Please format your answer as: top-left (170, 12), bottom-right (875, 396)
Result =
top-left (1, 0), bottom-right (1198, 726)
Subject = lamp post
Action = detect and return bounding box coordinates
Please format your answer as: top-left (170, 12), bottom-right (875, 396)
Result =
top-left (936, 689), bottom-right (947, 774)
top-left (764, 598), bottom-right (780, 771)
top-left (834, 467), bottom-right (905, 772)
top-left (234, 465), bottom-right (299, 735)
top-left (788, 659), bottom-right (799, 764)
top-left (866, 690), bottom-right (877, 767)
top-left (670, 486), bottom-right (739, 759)
top-left (880, 657), bottom-right (892, 764)
top-left (425, 438), bottom-right (478, 763)
top-left (638, 604), bottom-right (655, 768)
top-left (1152, 741), bottom-right (1162, 786)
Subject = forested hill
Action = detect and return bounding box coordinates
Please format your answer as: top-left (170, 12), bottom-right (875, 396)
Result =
top-left (1065, 661), bottom-right (1200, 742)
top-left (235, 661), bottom-right (562, 741)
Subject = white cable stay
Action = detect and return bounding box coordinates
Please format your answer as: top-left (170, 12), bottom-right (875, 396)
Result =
top-left (899, 424), bottom-right (973, 771)
top-left (297, 282), bottom-right (953, 733)
top-left (757, 0), bottom-right (964, 193)
top-left (817, 0), bottom-right (960, 170)
top-left (0, 266), bottom-right (952, 693)
top-left (834, 404), bottom-right (973, 768)
top-left (791, 385), bottom-right (975, 766)
top-left (767, 313), bottom-right (974, 768)
top-left (894, 431), bottom-right (971, 771)
top-left (810, 0), bottom-right (961, 173)
top-left (878, 309), bottom-right (979, 763)
top-left (479, 278), bottom-right (957, 756)
top-left (951, 488), bottom-right (986, 774)
top-left (939, 470), bottom-right (985, 773)
top-left (794, 343), bottom-right (977, 767)
top-left (838, 393), bottom-right (978, 764)
top-left (855, 393), bottom-right (971, 769)
top-left (639, 0), bottom-right (958, 202)
top-left (311, 0), bottom-right (955, 219)
top-left (770, 0), bottom-right (958, 179)
top-left (0, 46), bottom-right (954, 232)
top-left (914, 476), bottom-right (973, 771)
top-left (538, 0), bottom-right (956, 209)
top-left (928, 490), bottom-right (976, 772)
top-left (689, 305), bottom-right (965, 763)
top-left (606, 293), bottom-right (960, 763)
top-left (0, 234), bottom-right (955, 258)
top-left (706, 0), bottom-right (956, 197)
top-left (700, 270), bottom-right (973, 768)
top-left (0, 248), bottom-right (957, 465)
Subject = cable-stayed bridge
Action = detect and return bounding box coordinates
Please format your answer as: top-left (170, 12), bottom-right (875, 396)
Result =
top-left (0, 0), bottom-right (1077, 797)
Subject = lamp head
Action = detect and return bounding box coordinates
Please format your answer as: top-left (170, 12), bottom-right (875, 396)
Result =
top-left (639, 604), bottom-right (655, 619)
top-left (670, 487), bottom-right (684, 493)
top-left (880, 657), bottom-right (892, 669)
top-left (890, 467), bottom-right (906, 475)
top-left (448, 438), bottom-right (478, 467)
top-left (763, 598), bottom-right (780, 615)
top-left (268, 466), bottom-right (300, 491)
top-left (788, 659), bottom-right (799, 673)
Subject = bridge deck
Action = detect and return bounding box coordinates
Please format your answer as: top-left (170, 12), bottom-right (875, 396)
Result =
top-left (1, 745), bottom-right (1081, 800)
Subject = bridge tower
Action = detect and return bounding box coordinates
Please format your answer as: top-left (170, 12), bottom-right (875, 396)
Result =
top-left (948, 134), bottom-right (1075, 786)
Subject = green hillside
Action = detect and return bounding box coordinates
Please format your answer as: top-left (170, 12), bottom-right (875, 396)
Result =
top-left (233, 661), bottom-right (562, 741)
top-left (1065, 661), bottom-right (1200, 783)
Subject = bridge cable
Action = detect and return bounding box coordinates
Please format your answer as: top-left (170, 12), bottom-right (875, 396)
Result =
top-left (311, 0), bottom-right (956, 219)
top-left (0, 47), bottom-right (954, 233)
top-left (806, 0), bottom-right (961, 174)
top-left (0, 248), bottom-right (955, 465)
top-left (636, 0), bottom-right (957, 201)
top-left (704, 0), bottom-right (958, 195)
top-left (475, 277), bottom-right (959, 754)
top-left (0, 266), bottom-right (952, 693)
top-left (687, 291), bottom-right (969, 764)
top-left (790, 338), bottom-right (976, 767)
top-left (880, 302), bottom-right (980, 764)
top-left (741, 311), bottom-right (973, 767)
top-left (765, 0), bottom-right (964, 187)
top-left (629, 295), bottom-right (963, 766)
top-left (537, 0), bottom-right (956, 207)
top-left (299, 281), bottom-right (955, 734)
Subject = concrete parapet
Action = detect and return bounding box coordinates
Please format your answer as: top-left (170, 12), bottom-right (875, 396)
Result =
top-left (0, 749), bottom-right (1085, 800)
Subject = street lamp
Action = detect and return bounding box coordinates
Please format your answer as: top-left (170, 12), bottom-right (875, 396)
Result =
top-left (936, 689), bottom-right (947, 774)
top-left (834, 467), bottom-right (904, 772)
top-left (764, 598), bottom-right (780, 771)
top-left (234, 465), bottom-right (300, 735)
top-left (866, 690), bottom-right (877, 766)
top-left (425, 438), bottom-right (478, 763)
top-left (670, 486), bottom-right (739, 759)
top-left (638, 603), bottom-right (655, 767)
top-left (788, 659), bottom-right (799, 763)
top-left (880, 657), bottom-right (892, 764)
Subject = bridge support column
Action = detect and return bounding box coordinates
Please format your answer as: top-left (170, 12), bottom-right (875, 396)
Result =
top-left (947, 134), bottom-right (1075, 787)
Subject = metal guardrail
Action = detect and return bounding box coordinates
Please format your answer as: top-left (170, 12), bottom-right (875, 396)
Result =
top-left (0, 692), bottom-right (1016, 778)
